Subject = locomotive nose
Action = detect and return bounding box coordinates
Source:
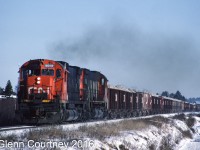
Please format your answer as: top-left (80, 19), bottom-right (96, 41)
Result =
top-left (27, 76), bottom-right (54, 101)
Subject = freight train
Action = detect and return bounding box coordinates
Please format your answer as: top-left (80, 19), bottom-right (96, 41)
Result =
top-left (16, 59), bottom-right (200, 123)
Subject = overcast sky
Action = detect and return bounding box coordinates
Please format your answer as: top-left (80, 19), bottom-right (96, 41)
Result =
top-left (0, 0), bottom-right (200, 98)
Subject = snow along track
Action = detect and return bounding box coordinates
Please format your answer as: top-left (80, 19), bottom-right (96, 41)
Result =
top-left (0, 112), bottom-right (199, 133)
top-left (0, 126), bottom-right (36, 132)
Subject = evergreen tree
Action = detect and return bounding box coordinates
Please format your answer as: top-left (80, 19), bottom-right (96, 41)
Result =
top-left (174, 91), bottom-right (181, 99)
top-left (174, 91), bottom-right (186, 101)
top-left (0, 87), bottom-right (4, 94)
top-left (169, 93), bottom-right (175, 98)
top-left (4, 80), bottom-right (13, 97)
top-left (161, 91), bottom-right (169, 97)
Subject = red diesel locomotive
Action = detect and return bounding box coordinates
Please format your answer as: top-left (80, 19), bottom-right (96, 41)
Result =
top-left (17, 59), bottom-right (108, 123)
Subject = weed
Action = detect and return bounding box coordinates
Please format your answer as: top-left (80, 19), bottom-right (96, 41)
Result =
top-left (149, 143), bottom-right (156, 150)
top-left (186, 116), bottom-right (196, 128)
top-left (159, 136), bottom-right (173, 150)
top-left (182, 130), bottom-right (193, 139)
top-left (119, 144), bottom-right (129, 150)
top-left (172, 114), bottom-right (186, 121)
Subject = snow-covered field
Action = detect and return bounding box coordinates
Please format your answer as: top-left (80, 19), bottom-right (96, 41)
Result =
top-left (92, 114), bottom-right (196, 150)
top-left (0, 112), bottom-right (199, 150)
top-left (178, 116), bottom-right (200, 150)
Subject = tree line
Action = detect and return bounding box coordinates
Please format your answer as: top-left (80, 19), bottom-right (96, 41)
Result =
top-left (161, 90), bottom-right (186, 101)
top-left (0, 80), bottom-right (15, 97)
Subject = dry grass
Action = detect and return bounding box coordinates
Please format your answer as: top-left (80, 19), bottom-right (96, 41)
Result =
top-left (159, 135), bottom-right (174, 150)
top-left (172, 113), bottom-right (186, 121)
top-left (173, 114), bottom-right (195, 139)
top-left (23, 126), bottom-right (84, 141)
top-left (78, 119), bottom-right (153, 140)
top-left (182, 130), bottom-right (193, 139)
top-left (0, 134), bottom-right (18, 142)
top-left (186, 116), bottom-right (196, 128)
top-left (1, 114), bottom-right (197, 150)
top-left (0, 116), bottom-right (171, 143)
top-left (119, 144), bottom-right (129, 150)
top-left (118, 119), bottom-right (150, 130)
top-left (79, 123), bottom-right (118, 140)
top-left (172, 114), bottom-right (196, 128)
top-left (146, 116), bottom-right (170, 128)
top-left (149, 143), bottom-right (156, 150)
top-left (18, 117), bottom-right (166, 142)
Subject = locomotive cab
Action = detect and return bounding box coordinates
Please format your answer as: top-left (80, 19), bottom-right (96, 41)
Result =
top-left (17, 59), bottom-right (67, 123)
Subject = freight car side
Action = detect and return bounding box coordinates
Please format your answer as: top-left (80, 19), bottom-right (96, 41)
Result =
top-left (141, 92), bottom-right (152, 115)
top-left (195, 102), bottom-right (200, 111)
top-left (107, 85), bottom-right (137, 118)
top-left (151, 94), bottom-right (163, 114)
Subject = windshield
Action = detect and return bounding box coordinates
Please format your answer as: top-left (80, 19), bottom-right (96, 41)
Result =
top-left (22, 69), bottom-right (40, 79)
top-left (42, 69), bottom-right (54, 76)
top-left (23, 69), bottom-right (40, 76)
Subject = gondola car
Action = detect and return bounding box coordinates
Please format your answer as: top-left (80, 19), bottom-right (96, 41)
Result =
top-left (107, 85), bottom-right (137, 118)
top-left (140, 92), bottom-right (152, 116)
top-left (163, 96), bottom-right (171, 113)
top-left (195, 102), bottom-right (200, 111)
top-left (184, 102), bottom-right (190, 112)
top-left (151, 94), bottom-right (162, 114)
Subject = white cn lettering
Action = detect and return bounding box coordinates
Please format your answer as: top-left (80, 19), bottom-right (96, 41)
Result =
top-left (38, 87), bottom-right (45, 93)
top-left (28, 87), bottom-right (48, 94)
top-left (28, 87), bottom-right (37, 94)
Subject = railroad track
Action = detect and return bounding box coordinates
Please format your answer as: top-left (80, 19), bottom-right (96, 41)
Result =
top-left (0, 112), bottom-right (199, 132)
top-left (0, 125), bottom-right (37, 132)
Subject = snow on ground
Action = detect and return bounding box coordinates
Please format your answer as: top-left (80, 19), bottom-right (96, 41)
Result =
top-left (178, 116), bottom-right (200, 150)
top-left (87, 113), bottom-right (200, 150)
top-left (0, 112), bottom-right (200, 150)
top-left (91, 120), bottom-right (189, 150)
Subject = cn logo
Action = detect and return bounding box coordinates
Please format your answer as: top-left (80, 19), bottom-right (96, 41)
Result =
top-left (28, 87), bottom-right (50, 94)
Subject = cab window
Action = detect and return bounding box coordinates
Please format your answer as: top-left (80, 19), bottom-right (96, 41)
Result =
top-left (24, 69), bottom-right (40, 77)
top-left (101, 78), bottom-right (105, 85)
top-left (31, 69), bottom-right (40, 76)
top-left (22, 69), bottom-right (27, 79)
top-left (42, 69), bottom-right (54, 76)
top-left (56, 69), bottom-right (61, 78)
